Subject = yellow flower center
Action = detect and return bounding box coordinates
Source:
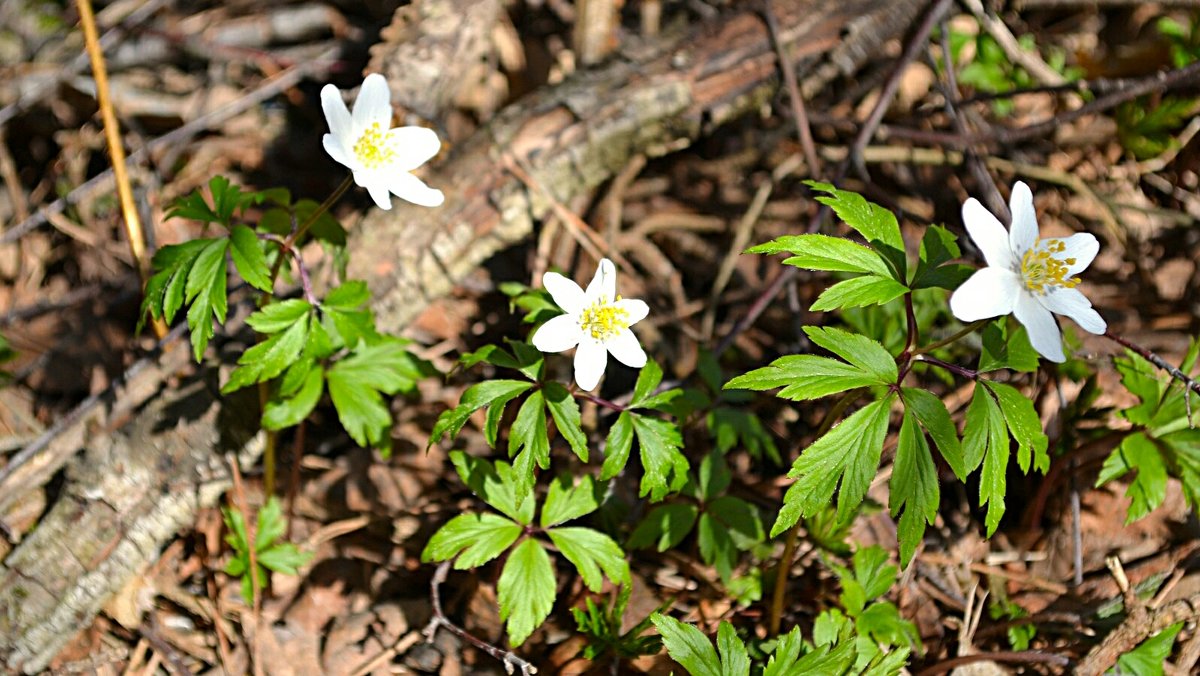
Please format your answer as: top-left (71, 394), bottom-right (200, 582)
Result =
top-left (1021, 238), bottom-right (1079, 295)
top-left (579, 297), bottom-right (630, 342)
top-left (352, 122), bottom-right (394, 170)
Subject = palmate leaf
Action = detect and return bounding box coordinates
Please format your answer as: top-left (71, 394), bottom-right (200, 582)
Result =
top-left (1096, 432), bottom-right (1168, 524)
top-left (509, 390), bottom-right (551, 506)
top-left (451, 452), bottom-right (536, 525)
top-left (725, 326), bottom-right (894, 402)
top-left (429, 379), bottom-right (534, 448)
top-left (890, 410), bottom-right (939, 567)
top-left (747, 234), bottom-right (891, 277)
top-left (963, 384), bottom-right (1010, 536)
top-left (910, 224), bottom-right (972, 291)
top-left (262, 363), bottom-right (324, 431)
top-left (810, 275), bottom-right (909, 313)
top-left (222, 303), bottom-right (312, 394)
top-left (229, 224), bottom-right (272, 292)
top-left (1113, 622), bottom-right (1184, 676)
top-left (773, 395), bottom-right (894, 537)
top-left (546, 527), bottom-right (630, 592)
top-left (628, 503), bottom-right (699, 551)
top-left (498, 538), bottom-right (556, 646)
top-left (541, 474), bottom-right (603, 528)
top-left (632, 415), bottom-right (688, 502)
top-left (421, 512), bottom-right (523, 568)
top-left (650, 614), bottom-right (722, 676)
top-left (183, 238), bottom-right (231, 361)
top-left (327, 338), bottom-right (428, 449)
top-left (805, 181), bottom-right (907, 282)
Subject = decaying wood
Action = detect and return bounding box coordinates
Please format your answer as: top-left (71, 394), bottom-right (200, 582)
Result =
top-left (0, 0), bottom-right (922, 671)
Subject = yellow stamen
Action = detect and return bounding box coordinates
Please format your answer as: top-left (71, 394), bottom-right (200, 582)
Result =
top-left (1021, 238), bottom-right (1080, 295)
top-left (579, 298), bottom-right (630, 342)
top-left (352, 122), bottom-right (394, 169)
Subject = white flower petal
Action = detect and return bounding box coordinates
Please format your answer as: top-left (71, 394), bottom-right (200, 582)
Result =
top-left (1014, 292), bottom-right (1064, 362)
top-left (962, 198), bottom-right (1018, 271)
top-left (361, 177), bottom-right (392, 210)
top-left (1039, 287), bottom-right (1106, 335)
top-left (320, 84), bottom-right (352, 141)
top-left (388, 126), bottom-right (441, 172)
top-left (574, 337), bottom-right (607, 391)
top-left (542, 272), bottom-right (586, 315)
top-left (1008, 181), bottom-right (1038, 258)
top-left (585, 259), bottom-right (617, 303)
top-left (949, 267), bottom-right (1021, 322)
top-left (614, 298), bottom-right (649, 326)
top-left (532, 314), bottom-right (581, 353)
top-left (607, 329), bottom-right (646, 368)
top-left (322, 134), bottom-right (353, 169)
top-left (352, 73), bottom-right (392, 131)
top-left (1057, 233), bottom-right (1099, 276)
top-left (387, 172), bottom-right (445, 207)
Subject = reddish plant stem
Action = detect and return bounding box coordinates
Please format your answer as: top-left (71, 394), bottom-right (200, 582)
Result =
top-left (424, 560), bottom-right (537, 675)
top-left (1103, 330), bottom-right (1200, 396)
top-left (913, 354), bottom-right (978, 380)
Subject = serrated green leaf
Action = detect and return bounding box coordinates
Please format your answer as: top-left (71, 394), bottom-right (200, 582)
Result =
top-left (544, 382), bottom-right (588, 461)
top-left (716, 622), bottom-right (750, 676)
top-left (324, 280), bottom-right (370, 309)
top-left (707, 407), bottom-right (781, 463)
top-left (541, 474), bottom-right (603, 528)
top-left (891, 411), bottom-right (939, 567)
top-left (600, 411), bottom-right (635, 481)
top-left (327, 339), bottom-right (427, 449)
top-left (697, 450), bottom-right (731, 501)
top-left (547, 527), bottom-right (630, 591)
top-left (806, 181), bottom-right (906, 281)
top-left (229, 225), bottom-right (272, 292)
top-left (985, 381), bottom-right (1049, 474)
top-left (651, 614), bottom-right (721, 676)
top-left (858, 603), bottom-right (918, 650)
top-left (748, 234), bottom-right (890, 276)
top-left (141, 239), bottom-right (211, 327)
top-left (498, 538), bottom-right (556, 646)
top-left (698, 498), bottom-right (762, 583)
top-left (246, 300), bottom-right (312, 333)
top-left (628, 503), bottom-right (699, 551)
top-left (804, 326), bottom-right (897, 383)
top-left (1097, 432), bottom-right (1167, 524)
top-left (223, 316), bottom-right (310, 393)
top-left (763, 626), bottom-right (805, 676)
top-left (509, 390), bottom-right (550, 506)
top-left (632, 415), bottom-right (688, 501)
top-left (772, 396), bottom-right (893, 536)
top-left (421, 512), bottom-right (523, 568)
top-left (430, 380), bottom-right (534, 447)
top-left (965, 386), bottom-right (1010, 536)
top-left (724, 355), bottom-right (880, 402)
top-left (450, 452), bottom-right (536, 525)
top-left (257, 543), bottom-right (312, 574)
top-left (631, 359), bottom-right (664, 407)
top-left (979, 321), bottom-right (1039, 373)
top-left (183, 237), bottom-right (230, 361)
top-left (901, 387), bottom-right (964, 480)
top-left (262, 364), bottom-right (324, 430)
top-left (810, 275), bottom-right (909, 313)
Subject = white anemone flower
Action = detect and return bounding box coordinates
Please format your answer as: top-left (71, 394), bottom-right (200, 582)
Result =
top-left (532, 259), bottom-right (649, 391)
top-left (320, 73), bottom-right (444, 209)
top-left (950, 181), bottom-right (1106, 363)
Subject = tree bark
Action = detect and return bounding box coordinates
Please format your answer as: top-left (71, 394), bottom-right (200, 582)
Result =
top-left (0, 0), bottom-right (922, 671)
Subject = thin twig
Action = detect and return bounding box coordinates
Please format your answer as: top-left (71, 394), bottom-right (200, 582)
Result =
top-left (763, 0), bottom-right (820, 176)
top-left (1104, 330), bottom-right (1200, 397)
top-left (423, 560), bottom-right (538, 675)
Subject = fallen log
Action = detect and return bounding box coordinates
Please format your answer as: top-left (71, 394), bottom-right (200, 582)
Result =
top-left (0, 0), bottom-right (922, 671)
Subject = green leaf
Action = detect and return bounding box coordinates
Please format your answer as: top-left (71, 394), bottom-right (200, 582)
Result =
top-left (1097, 432), bottom-right (1168, 524)
top-left (697, 449), bottom-right (732, 501)
top-left (979, 321), bottom-right (1039, 373)
top-left (600, 411), bottom-right (635, 480)
top-left (323, 280), bottom-right (370, 309)
top-left (891, 410), bottom-right (939, 567)
top-left (901, 387), bottom-right (964, 480)
top-left (429, 380), bottom-right (534, 447)
top-left (985, 381), bottom-right (1049, 473)
top-left (182, 237), bottom-right (231, 361)
top-left (421, 512), bottom-right (523, 568)
top-left (631, 359), bottom-right (664, 407)
top-left (716, 622), bottom-right (750, 676)
top-left (1110, 622), bottom-right (1183, 676)
top-left (255, 496), bottom-right (286, 550)
top-left (246, 299), bottom-right (312, 333)
top-left (698, 497), bottom-right (762, 581)
top-left (229, 225), bottom-right (272, 292)
top-left (911, 225), bottom-right (972, 290)
top-left (632, 415), bottom-right (688, 502)
top-left (725, 355), bottom-right (880, 402)
top-left (498, 538), bottom-right (556, 646)
top-left (707, 407), bottom-right (781, 463)
top-left (327, 339), bottom-right (427, 448)
top-left (804, 326), bottom-right (898, 383)
top-left (322, 281), bottom-right (378, 349)
top-left (223, 312), bottom-right (310, 393)
top-left (773, 396), bottom-right (894, 536)
top-left (748, 234), bottom-right (890, 276)
top-left (858, 603), bottom-right (918, 649)
top-left (450, 452), bottom-right (536, 525)
top-left (544, 382), bottom-right (588, 461)
top-left (547, 527), bottom-right (630, 591)
top-left (964, 386), bottom-right (1010, 536)
top-left (140, 239), bottom-right (210, 329)
top-left (262, 364), bottom-right (324, 430)
top-left (628, 503), bottom-right (699, 551)
top-left (651, 614), bottom-right (721, 676)
top-left (256, 543), bottom-right (311, 574)
top-left (763, 626), bottom-right (805, 676)
top-left (806, 181), bottom-right (906, 281)
top-left (810, 275), bottom-right (909, 313)
top-left (541, 474), bottom-right (603, 528)
top-left (509, 390), bottom-right (550, 505)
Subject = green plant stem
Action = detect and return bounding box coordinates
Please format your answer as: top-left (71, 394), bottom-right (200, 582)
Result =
top-left (767, 388), bottom-right (859, 636)
top-left (913, 320), bottom-right (988, 356)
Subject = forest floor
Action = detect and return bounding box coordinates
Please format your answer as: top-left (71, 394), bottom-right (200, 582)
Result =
top-left (2, 0), bottom-right (1200, 674)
